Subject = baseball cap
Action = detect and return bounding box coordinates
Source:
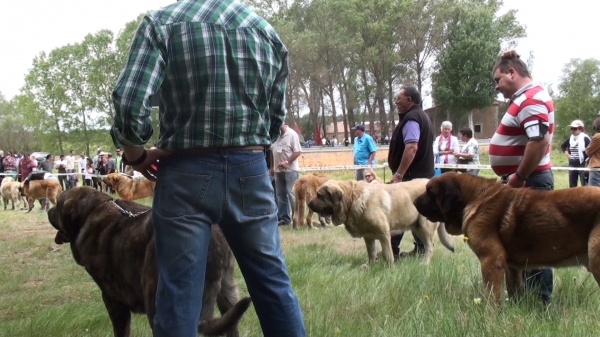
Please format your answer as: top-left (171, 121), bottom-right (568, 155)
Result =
top-left (569, 120), bottom-right (584, 128)
top-left (351, 124), bottom-right (365, 131)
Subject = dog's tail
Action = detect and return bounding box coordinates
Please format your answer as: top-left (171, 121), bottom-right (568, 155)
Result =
top-left (436, 222), bottom-right (455, 253)
top-left (198, 297), bottom-right (252, 336)
top-left (292, 179), bottom-right (305, 228)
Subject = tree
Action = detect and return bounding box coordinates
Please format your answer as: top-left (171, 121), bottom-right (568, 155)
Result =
top-left (554, 58), bottom-right (600, 143)
top-left (432, 0), bottom-right (525, 130)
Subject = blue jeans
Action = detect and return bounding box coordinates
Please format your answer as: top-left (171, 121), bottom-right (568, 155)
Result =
top-left (524, 170), bottom-right (554, 302)
top-left (275, 171), bottom-right (298, 224)
top-left (152, 150), bottom-right (305, 337)
top-left (589, 170), bottom-right (600, 186)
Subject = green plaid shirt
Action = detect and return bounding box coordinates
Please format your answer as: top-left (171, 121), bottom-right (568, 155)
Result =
top-left (110, 0), bottom-right (288, 150)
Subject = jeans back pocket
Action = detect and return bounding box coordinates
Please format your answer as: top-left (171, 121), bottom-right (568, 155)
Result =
top-left (240, 172), bottom-right (276, 216)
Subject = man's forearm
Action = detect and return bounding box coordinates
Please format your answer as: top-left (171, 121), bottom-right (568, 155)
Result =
top-left (288, 152), bottom-right (301, 163)
top-left (368, 152), bottom-right (376, 165)
top-left (518, 135), bottom-right (550, 176)
top-left (396, 144), bottom-right (418, 175)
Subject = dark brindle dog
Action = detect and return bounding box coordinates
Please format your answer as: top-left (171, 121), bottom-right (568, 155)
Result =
top-left (47, 187), bottom-right (251, 337)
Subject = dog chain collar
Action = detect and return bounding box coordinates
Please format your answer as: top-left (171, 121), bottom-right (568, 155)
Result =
top-left (109, 200), bottom-right (152, 218)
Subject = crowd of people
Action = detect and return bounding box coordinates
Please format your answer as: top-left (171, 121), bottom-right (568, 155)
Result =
top-left (0, 148), bottom-right (129, 192)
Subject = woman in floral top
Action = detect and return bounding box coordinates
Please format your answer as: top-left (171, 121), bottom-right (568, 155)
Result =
top-left (2, 151), bottom-right (17, 180)
top-left (454, 127), bottom-right (480, 176)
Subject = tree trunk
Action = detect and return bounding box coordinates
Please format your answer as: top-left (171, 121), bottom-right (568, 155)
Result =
top-left (326, 82), bottom-right (339, 141)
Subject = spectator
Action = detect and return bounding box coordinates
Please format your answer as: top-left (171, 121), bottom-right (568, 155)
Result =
top-left (19, 153), bottom-right (38, 183)
top-left (66, 150), bottom-right (76, 189)
top-left (55, 154), bottom-right (68, 191)
top-left (561, 119), bottom-right (591, 187)
top-left (586, 117), bottom-right (600, 186)
top-left (364, 169), bottom-right (381, 184)
top-left (78, 153), bottom-right (87, 177)
top-left (271, 124), bottom-right (302, 226)
top-left (352, 124), bottom-right (377, 180)
top-left (2, 151), bottom-right (17, 180)
top-left (454, 127), bottom-right (480, 175)
top-left (433, 121), bottom-right (460, 173)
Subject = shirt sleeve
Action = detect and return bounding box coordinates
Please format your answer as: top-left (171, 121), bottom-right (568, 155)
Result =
top-left (402, 121), bottom-right (420, 144)
top-left (110, 14), bottom-right (166, 147)
top-left (367, 136), bottom-right (377, 153)
top-left (291, 132), bottom-right (302, 153)
top-left (452, 136), bottom-right (460, 153)
top-left (268, 46), bottom-right (289, 142)
top-left (433, 136), bottom-right (440, 155)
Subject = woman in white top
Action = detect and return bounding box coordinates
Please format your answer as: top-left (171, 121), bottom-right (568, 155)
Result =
top-left (433, 121), bottom-right (460, 173)
top-left (454, 127), bottom-right (480, 176)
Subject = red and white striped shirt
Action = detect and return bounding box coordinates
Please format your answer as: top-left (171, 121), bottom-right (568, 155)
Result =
top-left (489, 84), bottom-right (554, 176)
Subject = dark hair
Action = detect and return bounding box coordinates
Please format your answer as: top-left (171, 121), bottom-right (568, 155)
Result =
top-left (459, 127), bottom-right (473, 138)
top-left (401, 86), bottom-right (422, 105)
top-left (593, 117), bottom-right (600, 133)
top-left (45, 154), bottom-right (51, 159)
top-left (492, 50), bottom-right (531, 78)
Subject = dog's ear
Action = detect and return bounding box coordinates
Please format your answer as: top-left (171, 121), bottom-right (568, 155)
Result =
top-left (436, 176), bottom-right (463, 214)
top-left (326, 185), bottom-right (344, 207)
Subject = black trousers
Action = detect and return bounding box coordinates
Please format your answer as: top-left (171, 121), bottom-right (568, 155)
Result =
top-left (390, 175), bottom-right (426, 257)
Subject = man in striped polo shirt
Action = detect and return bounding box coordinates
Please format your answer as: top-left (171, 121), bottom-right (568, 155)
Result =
top-left (489, 50), bottom-right (554, 305)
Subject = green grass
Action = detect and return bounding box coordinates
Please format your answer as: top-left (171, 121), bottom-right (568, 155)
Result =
top-left (0, 149), bottom-right (591, 337)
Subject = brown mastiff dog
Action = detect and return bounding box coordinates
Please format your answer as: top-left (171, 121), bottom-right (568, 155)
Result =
top-left (47, 187), bottom-right (251, 337)
top-left (414, 172), bottom-right (600, 302)
top-left (103, 173), bottom-right (155, 201)
top-left (292, 173), bottom-right (331, 229)
top-left (2, 176), bottom-right (28, 210)
top-left (308, 179), bottom-right (454, 267)
top-left (19, 173), bottom-right (62, 212)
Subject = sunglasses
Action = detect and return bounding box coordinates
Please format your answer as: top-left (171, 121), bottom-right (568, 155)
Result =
top-left (365, 174), bottom-right (373, 178)
top-left (571, 128), bottom-right (579, 131)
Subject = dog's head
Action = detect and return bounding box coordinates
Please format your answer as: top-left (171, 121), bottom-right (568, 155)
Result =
top-left (413, 173), bottom-right (468, 235)
top-left (47, 186), bottom-right (112, 246)
top-left (308, 180), bottom-right (347, 224)
top-left (414, 173), bottom-right (498, 235)
top-left (103, 173), bottom-right (125, 188)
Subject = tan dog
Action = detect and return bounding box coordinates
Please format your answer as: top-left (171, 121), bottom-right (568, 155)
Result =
top-left (292, 173), bottom-right (331, 229)
top-left (47, 187), bottom-right (251, 337)
top-left (308, 179), bottom-right (454, 266)
top-left (2, 177), bottom-right (28, 210)
top-left (19, 179), bottom-right (62, 212)
top-left (414, 172), bottom-right (600, 302)
top-left (103, 173), bottom-right (155, 201)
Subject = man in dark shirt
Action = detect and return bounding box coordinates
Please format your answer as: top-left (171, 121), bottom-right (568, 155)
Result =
top-left (388, 86), bottom-right (434, 259)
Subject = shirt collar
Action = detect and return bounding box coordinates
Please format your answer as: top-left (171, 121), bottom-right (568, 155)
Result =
top-left (511, 82), bottom-right (536, 101)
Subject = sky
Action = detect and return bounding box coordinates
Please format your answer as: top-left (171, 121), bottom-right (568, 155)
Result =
top-left (1, 0), bottom-right (598, 102)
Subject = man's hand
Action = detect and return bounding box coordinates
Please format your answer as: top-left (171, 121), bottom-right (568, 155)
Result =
top-left (507, 173), bottom-right (526, 188)
top-left (125, 147), bottom-right (172, 181)
top-left (278, 160), bottom-right (289, 170)
top-left (389, 174), bottom-right (402, 184)
top-left (565, 152), bottom-right (571, 161)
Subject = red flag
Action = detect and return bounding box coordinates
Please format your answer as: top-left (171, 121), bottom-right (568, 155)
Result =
top-left (315, 126), bottom-right (322, 146)
top-left (293, 124), bottom-right (303, 135)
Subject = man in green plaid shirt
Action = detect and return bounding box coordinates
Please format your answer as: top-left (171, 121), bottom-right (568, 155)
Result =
top-left (110, 1), bottom-right (305, 336)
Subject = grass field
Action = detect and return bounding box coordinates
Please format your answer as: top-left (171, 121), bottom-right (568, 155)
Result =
top-left (1, 149), bottom-right (597, 337)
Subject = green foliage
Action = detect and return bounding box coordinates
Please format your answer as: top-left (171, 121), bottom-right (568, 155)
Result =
top-left (432, 0), bottom-right (525, 117)
top-left (554, 58), bottom-right (600, 143)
